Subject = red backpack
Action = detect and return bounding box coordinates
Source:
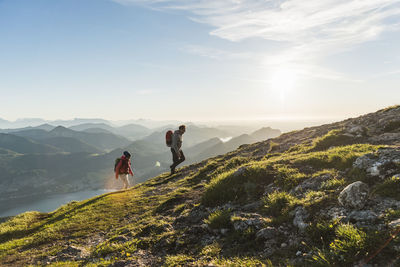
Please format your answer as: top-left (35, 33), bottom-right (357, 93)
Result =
top-left (165, 130), bottom-right (173, 147)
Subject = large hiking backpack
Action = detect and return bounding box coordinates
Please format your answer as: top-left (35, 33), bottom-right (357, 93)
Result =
top-left (114, 157), bottom-right (121, 172)
top-left (166, 130), bottom-right (173, 147)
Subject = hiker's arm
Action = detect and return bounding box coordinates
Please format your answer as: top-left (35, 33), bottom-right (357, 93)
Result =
top-left (115, 160), bottom-right (122, 179)
top-left (128, 161), bottom-right (134, 176)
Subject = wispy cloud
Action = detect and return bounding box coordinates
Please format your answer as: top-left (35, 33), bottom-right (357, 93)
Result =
top-left (113, 0), bottom-right (400, 46)
top-left (112, 0), bottom-right (400, 82)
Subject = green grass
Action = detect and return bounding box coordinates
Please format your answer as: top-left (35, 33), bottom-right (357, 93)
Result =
top-left (210, 257), bottom-right (273, 266)
top-left (164, 254), bottom-right (194, 266)
top-left (273, 165), bottom-right (307, 190)
top-left (262, 191), bottom-right (298, 224)
top-left (200, 242), bottom-right (222, 257)
top-left (373, 176), bottom-right (400, 200)
top-left (310, 223), bottom-right (389, 266)
top-left (321, 177), bottom-right (346, 190)
top-left (0, 118), bottom-right (395, 267)
top-left (204, 209), bottom-right (232, 229)
top-left (201, 163), bottom-right (275, 207)
top-left (312, 129), bottom-right (357, 151)
top-left (292, 144), bottom-right (379, 171)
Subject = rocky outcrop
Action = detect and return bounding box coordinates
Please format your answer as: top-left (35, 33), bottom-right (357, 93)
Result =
top-left (353, 147), bottom-right (400, 178)
top-left (338, 181), bottom-right (369, 209)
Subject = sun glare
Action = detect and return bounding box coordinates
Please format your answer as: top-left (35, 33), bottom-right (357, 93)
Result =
top-left (270, 68), bottom-right (297, 92)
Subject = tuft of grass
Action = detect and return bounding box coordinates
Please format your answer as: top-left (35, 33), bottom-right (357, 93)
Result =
top-left (321, 177), bottom-right (346, 190)
top-left (262, 191), bottom-right (298, 224)
top-left (200, 242), bottom-right (222, 257)
top-left (310, 223), bottom-right (389, 266)
top-left (312, 130), bottom-right (357, 151)
top-left (373, 176), bottom-right (400, 200)
top-left (211, 257), bottom-right (273, 267)
top-left (329, 223), bottom-right (367, 258)
top-left (204, 209), bottom-right (232, 229)
top-left (164, 254), bottom-right (194, 266)
top-left (201, 163), bottom-right (274, 207)
top-left (274, 165), bottom-right (307, 190)
top-left (306, 219), bottom-right (339, 247)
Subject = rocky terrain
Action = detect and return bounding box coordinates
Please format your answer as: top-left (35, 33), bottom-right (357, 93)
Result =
top-left (0, 105), bottom-right (399, 266)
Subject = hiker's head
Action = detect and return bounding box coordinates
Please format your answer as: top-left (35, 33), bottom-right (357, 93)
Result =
top-left (179, 125), bottom-right (186, 134)
top-left (123, 151), bottom-right (131, 159)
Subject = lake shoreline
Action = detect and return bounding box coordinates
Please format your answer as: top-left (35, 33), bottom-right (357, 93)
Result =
top-left (0, 189), bottom-right (117, 218)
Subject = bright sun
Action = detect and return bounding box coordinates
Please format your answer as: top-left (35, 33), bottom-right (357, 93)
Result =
top-left (269, 68), bottom-right (298, 94)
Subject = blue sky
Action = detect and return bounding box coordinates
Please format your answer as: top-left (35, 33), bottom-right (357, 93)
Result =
top-left (0, 0), bottom-right (399, 122)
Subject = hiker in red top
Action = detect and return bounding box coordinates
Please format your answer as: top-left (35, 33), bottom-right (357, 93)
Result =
top-left (115, 151), bottom-right (134, 189)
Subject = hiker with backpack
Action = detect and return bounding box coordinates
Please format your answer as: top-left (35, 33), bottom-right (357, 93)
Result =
top-left (114, 151), bottom-right (134, 189)
top-left (166, 125), bottom-right (186, 175)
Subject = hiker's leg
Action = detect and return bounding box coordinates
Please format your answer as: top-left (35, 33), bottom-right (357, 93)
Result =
top-left (176, 150), bottom-right (185, 168)
top-left (179, 150), bottom-right (185, 163)
top-left (170, 148), bottom-right (179, 169)
top-left (121, 174), bottom-right (130, 189)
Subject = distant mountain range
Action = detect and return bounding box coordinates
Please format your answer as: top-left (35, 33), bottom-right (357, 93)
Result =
top-left (0, 118), bottom-right (181, 130)
top-left (69, 123), bottom-right (151, 140)
top-left (0, 118), bottom-right (110, 129)
top-left (0, 120), bottom-right (281, 208)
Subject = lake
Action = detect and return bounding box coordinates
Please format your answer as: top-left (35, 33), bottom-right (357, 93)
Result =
top-left (0, 189), bottom-right (116, 218)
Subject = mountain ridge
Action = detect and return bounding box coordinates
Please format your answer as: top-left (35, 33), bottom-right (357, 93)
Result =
top-left (1, 106), bottom-right (400, 266)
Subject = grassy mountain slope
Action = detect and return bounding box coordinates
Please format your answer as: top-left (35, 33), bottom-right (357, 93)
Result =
top-left (1, 106), bottom-right (400, 266)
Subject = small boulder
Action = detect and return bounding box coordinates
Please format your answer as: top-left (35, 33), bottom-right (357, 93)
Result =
top-left (292, 206), bottom-right (309, 231)
top-left (293, 174), bottom-right (331, 194)
top-left (346, 210), bottom-right (378, 224)
top-left (338, 181), bottom-right (369, 209)
top-left (255, 227), bottom-right (277, 240)
top-left (347, 125), bottom-right (365, 136)
top-left (232, 213), bottom-right (266, 231)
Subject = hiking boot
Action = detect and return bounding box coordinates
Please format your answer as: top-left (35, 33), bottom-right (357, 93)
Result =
top-left (170, 166), bottom-right (175, 175)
